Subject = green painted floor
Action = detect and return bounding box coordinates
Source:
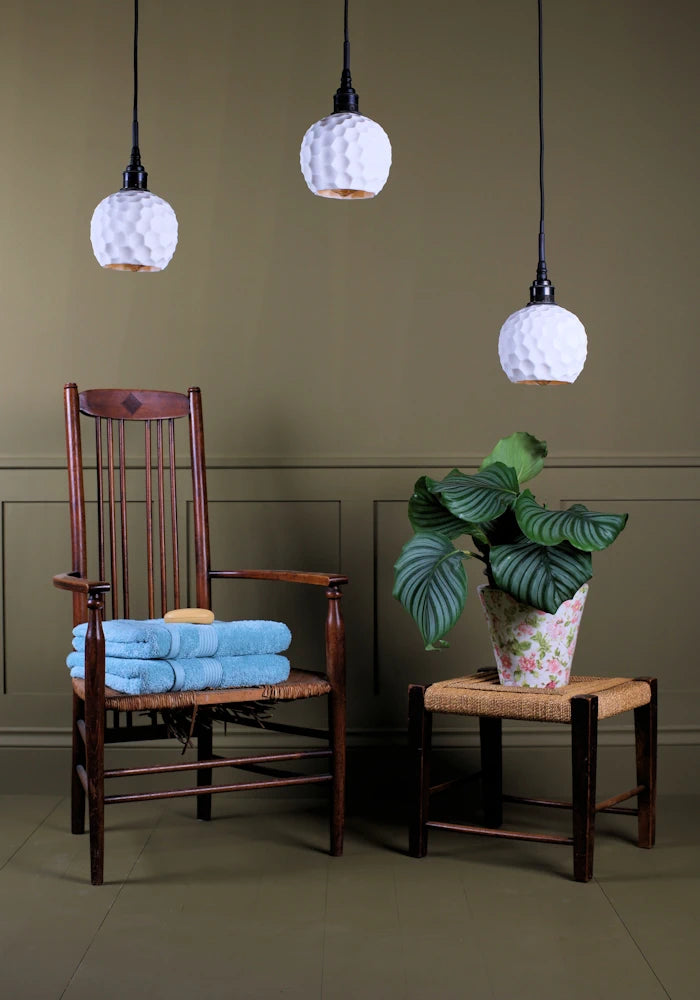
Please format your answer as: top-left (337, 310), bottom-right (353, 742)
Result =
top-left (0, 794), bottom-right (698, 1000)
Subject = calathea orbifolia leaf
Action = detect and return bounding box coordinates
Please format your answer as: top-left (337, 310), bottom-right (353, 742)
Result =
top-left (428, 462), bottom-right (519, 524)
top-left (479, 432), bottom-right (548, 485)
top-left (408, 477), bottom-right (473, 539)
top-left (490, 535), bottom-right (592, 614)
top-left (393, 531), bottom-right (470, 649)
top-left (515, 490), bottom-right (628, 552)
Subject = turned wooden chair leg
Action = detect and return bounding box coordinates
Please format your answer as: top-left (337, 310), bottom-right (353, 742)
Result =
top-left (408, 685), bottom-right (431, 858)
top-left (196, 714), bottom-right (213, 821)
top-left (480, 716), bottom-right (503, 828)
top-left (634, 677), bottom-right (657, 848)
top-left (84, 705), bottom-right (105, 886)
top-left (326, 585), bottom-right (346, 857)
top-left (81, 591), bottom-right (106, 885)
top-left (571, 694), bottom-right (598, 883)
top-left (328, 688), bottom-right (346, 857)
top-left (71, 692), bottom-right (86, 835)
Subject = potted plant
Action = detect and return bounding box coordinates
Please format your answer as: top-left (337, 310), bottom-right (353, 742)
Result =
top-left (393, 433), bottom-right (628, 687)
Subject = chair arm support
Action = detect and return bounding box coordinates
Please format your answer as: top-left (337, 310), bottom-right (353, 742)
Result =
top-left (53, 572), bottom-right (111, 595)
top-left (210, 569), bottom-right (348, 587)
top-left (57, 575), bottom-right (107, 714)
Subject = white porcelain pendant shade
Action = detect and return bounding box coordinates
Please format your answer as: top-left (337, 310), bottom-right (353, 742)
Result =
top-left (90, 188), bottom-right (178, 271)
top-left (300, 112), bottom-right (391, 199)
top-left (498, 303), bottom-right (587, 384)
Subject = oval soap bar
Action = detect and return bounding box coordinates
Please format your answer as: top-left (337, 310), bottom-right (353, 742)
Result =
top-left (164, 608), bottom-right (215, 625)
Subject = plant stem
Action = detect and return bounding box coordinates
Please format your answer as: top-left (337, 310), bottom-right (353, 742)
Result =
top-left (460, 550), bottom-right (487, 564)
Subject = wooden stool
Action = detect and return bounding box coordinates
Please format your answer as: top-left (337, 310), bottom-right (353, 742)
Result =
top-left (408, 670), bottom-right (657, 882)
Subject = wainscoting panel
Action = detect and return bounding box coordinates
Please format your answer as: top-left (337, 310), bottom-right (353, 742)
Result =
top-left (0, 460), bottom-right (698, 787)
top-left (4, 501), bottom-right (71, 695)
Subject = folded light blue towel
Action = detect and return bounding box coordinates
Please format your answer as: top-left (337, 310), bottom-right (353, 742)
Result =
top-left (67, 651), bottom-right (290, 696)
top-left (72, 618), bottom-right (291, 660)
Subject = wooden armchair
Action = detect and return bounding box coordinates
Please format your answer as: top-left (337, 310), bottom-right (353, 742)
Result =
top-left (53, 384), bottom-right (347, 885)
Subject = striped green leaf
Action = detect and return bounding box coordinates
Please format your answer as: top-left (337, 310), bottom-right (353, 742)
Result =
top-left (490, 536), bottom-right (592, 614)
top-left (393, 532), bottom-right (469, 649)
top-left (429, 462), bottom-right (520, 523)
top-left (515, 490), bottom-right (628, 552)
top-left (479, 432), bottom-right (548, 484)
top-left (408, 477), bottom-right (473, 539)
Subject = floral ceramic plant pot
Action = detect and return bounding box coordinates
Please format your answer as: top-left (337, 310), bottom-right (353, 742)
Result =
top-left (477, 584), bottom-right (588, 688)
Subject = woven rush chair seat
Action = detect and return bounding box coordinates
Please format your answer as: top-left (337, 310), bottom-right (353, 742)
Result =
top-left (409, 669), bottom-right (657, 882)
top-left (71, 669), bottom-right (331, 711)
top-left (424, 670), bottom-right (651, 723)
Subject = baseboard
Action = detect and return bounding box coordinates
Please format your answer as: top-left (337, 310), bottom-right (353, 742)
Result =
top-left (0, 723), bottom-right (697, 750)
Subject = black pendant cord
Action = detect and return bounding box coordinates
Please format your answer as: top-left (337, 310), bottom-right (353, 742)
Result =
top-left (537, 0), bottom-right (545, 272)
top-left (132, 0), bottom-right (139, 155)
top-left (334, 0), bottom-right (359, 113)
top-left (123, 0), bottom-right (148, 190)
top-left (530, 0), bottom-right (554, 304)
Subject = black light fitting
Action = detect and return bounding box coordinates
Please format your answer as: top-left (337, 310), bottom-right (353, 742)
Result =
top-left (497, 0), bottom-right (587, 384)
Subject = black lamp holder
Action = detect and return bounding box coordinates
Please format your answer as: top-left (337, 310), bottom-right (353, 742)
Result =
top-left (528, 0), bottom-right (555, 305)
top-left (122, 0), bottom-right (149, 190)
top-left (333, 0), bottom-right (359, 113)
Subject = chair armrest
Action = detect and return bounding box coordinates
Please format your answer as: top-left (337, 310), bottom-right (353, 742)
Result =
top-left (212, 570), bottom-right (347, 691)
top-left (53, 572), bottom-right (111, 595)
top-left (209, 569), bottom-right (348, 587)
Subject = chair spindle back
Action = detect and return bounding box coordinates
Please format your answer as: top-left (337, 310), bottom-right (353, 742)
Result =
top-left (64, 384), bottom-right (211, 626)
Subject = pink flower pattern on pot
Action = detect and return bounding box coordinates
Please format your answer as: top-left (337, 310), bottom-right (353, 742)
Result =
top-left (477, 584), bottom-right (588, 688)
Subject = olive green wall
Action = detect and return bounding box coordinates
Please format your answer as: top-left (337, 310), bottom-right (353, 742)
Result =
top-left (0, 0), bottom-right (698, 790)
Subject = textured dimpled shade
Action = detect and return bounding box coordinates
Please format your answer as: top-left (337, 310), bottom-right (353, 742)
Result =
top-left (300, 112), bottom-right (391, 199)
top-left (90, 189), bottom-right (178, 271)
top-left (498, 303), bottom-right (588, 384)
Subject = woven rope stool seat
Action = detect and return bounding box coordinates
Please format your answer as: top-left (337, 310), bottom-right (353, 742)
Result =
top-left (409, 669), bottom-right (657, 882)
top-left (424, 670), bottom-right (651, 724)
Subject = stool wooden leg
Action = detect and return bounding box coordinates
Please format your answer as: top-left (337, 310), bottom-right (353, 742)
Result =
top-left (479, 716), bottom-right (503, 828)
top-left (571, 694), bottom-right (598, 882)
top-left (634, 677), bottom-right (657, 848)
top-left (408, 685), bottom-right (431, 858)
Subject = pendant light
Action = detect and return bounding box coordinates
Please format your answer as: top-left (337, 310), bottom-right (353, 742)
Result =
top-left (498, 0), bottom-right (587, 384)
top-left (90, 0), bottom-right (178, 272)
top-left (300, 0), bottom-right (391, 199)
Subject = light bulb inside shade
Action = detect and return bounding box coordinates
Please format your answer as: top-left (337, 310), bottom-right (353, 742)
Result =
top-left (300, 112), bottom-right (391, 199)
top-left (90, 189), bottom-right (178, 271)
top-left (498, 303), bottom-right (587, 384)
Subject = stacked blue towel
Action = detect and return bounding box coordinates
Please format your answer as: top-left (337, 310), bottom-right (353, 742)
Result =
top-left (72, 618), bottom-right (291, 659)
top-left (67, 652), bottom-right (290, 696)
top-left (68, 618), bottom-right (292, 695)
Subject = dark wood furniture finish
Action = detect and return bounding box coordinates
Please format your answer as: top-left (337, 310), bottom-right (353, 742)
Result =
top-left (54, 384), bottom-right (348, 885)
top-left (408, 673), bottom-right (657, 882)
